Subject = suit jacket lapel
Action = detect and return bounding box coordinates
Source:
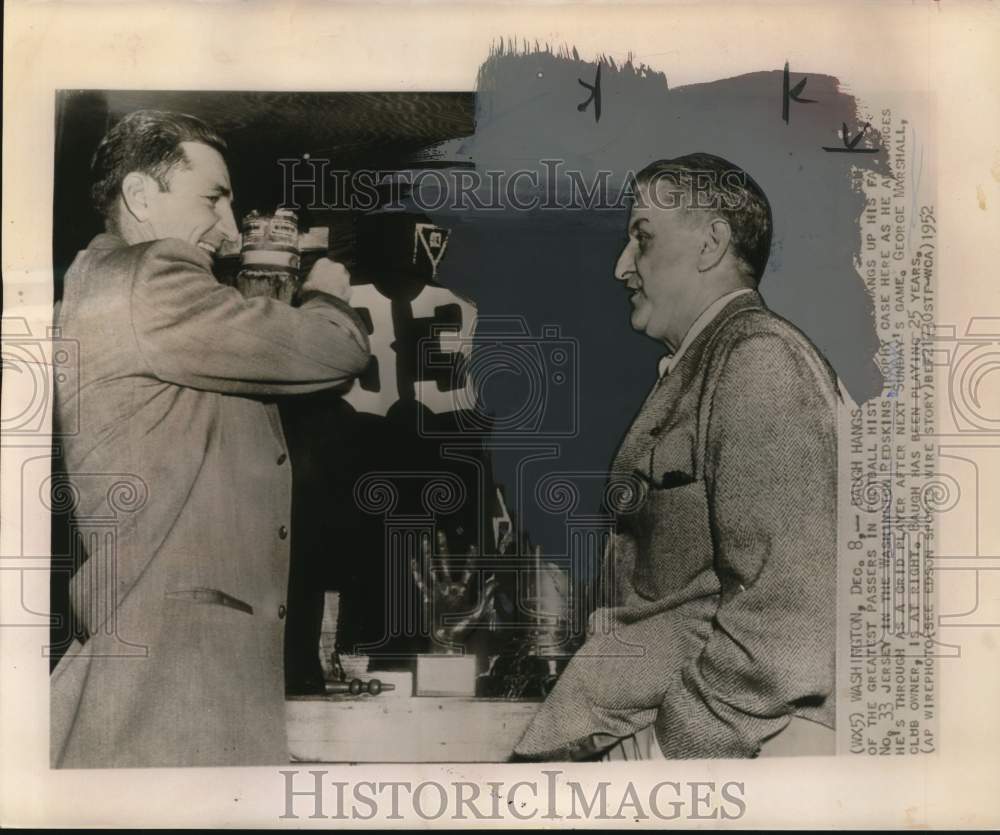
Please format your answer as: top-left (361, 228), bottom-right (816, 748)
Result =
top-left (612, 291), bottom-right (765, 476)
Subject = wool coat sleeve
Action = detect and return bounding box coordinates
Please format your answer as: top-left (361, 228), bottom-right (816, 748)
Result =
top-left (129, 238), bottom-right (370, 394)
top-left (653, 332), bottom-right (838, 758)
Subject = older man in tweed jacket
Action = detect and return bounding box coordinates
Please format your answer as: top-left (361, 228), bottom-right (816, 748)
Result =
top-left (515, 153), bottom-right (839, 761)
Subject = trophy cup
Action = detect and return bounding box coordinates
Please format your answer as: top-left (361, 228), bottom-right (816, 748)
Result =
top-left (235, 208), bottom-right (301, 303)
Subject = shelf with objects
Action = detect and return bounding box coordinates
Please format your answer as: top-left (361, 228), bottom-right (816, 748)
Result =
top-left (220, 209), bottom-right (586, 763)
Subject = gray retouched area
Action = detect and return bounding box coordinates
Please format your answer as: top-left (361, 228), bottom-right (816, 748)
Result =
top-left (423, 49), bottom-right (890, 556)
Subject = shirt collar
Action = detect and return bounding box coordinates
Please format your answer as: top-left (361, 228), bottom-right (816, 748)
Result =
top-left (658, 288), bottom-right (755, 378)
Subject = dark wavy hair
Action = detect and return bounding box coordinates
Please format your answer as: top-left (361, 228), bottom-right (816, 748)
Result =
top-left (90, 109), bottom-right (227, 227)
top-left (636, 153), bottom-right (773, 283)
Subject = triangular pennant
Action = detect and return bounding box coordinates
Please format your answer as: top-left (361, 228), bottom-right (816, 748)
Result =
top-left (413, 222), bottom-right (450, 279)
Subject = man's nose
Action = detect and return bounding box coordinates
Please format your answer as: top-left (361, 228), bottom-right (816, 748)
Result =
top-left (217, 202), bottom-right (239, 242)
top-left (614, 243), bottom-right (635, 282)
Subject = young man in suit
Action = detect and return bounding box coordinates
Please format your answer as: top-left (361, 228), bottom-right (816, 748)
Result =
top-left (515, 153), bottom-right (840, 760)
top-left (50, 109), bottom-right (370, 768)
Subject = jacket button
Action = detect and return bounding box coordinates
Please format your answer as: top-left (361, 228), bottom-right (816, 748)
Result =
top-left (279, 525), bottom-right (289, 539)
top-left (277, 453), bottom-right (287, 465)
top-left (278, 604), bottom-right (287, 619)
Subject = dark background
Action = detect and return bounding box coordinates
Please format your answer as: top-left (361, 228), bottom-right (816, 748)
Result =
top-left (53, 90), bottom-right (477, 296)
top-left (52, 89), bottom-right (657, 566)
top-left (51, 74), bottom-right (886, 668)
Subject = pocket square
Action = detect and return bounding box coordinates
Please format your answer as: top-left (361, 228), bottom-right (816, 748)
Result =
top-left (658, 469), bottom-right (696, 489)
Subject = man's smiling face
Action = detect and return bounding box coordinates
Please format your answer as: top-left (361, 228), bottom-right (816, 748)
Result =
top-left (143, 141), bottom-right (239, 256)
top-left (614, 182), bottom-right (704, 349)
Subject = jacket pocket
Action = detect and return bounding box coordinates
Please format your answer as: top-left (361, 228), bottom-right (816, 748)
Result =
top-left (631, 479), bottom-right (714, 599)
top-left (164, 587), bottom-right (254, 615)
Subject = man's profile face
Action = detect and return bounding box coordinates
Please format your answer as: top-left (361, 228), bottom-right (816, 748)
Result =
top-left (614, 182), bottom-right (704, 348)
top-left (142, 141), bottom-right (238, 256)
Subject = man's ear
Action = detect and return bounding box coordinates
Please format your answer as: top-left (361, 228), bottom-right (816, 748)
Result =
top-left (697, 216), bottom-right (732, 273)
top-left (120, 172), bottom-right (154, 223)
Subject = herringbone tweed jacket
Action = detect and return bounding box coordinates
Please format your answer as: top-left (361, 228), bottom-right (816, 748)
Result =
top-left (515, 291), bottom-right (840, 760)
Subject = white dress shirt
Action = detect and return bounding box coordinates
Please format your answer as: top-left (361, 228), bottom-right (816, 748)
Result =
top-left (657, 288), bottom-right (755, 378)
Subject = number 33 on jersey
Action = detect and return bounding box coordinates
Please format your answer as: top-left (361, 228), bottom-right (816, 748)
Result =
top-left (344, 280), bottom-right (478, 419)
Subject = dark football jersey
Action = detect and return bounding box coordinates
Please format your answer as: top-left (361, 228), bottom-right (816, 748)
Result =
top-left (281, 251), bottom-right (498, 681)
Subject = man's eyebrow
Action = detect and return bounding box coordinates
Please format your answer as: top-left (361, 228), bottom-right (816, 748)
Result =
top-left (206, 185), bottom-right (232, 197)
top-left (628, 218), bottom-right (650, 235)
